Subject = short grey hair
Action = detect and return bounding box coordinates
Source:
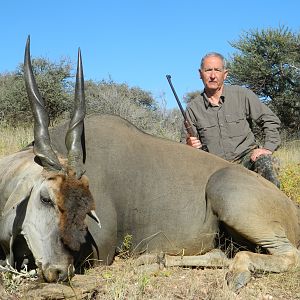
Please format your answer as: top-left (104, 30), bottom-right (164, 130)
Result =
top-left (200, 52), bottom-right (227, 70)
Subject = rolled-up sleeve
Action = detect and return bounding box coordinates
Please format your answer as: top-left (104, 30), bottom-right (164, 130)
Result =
top-left (245, 89), bottom-right (281, 152)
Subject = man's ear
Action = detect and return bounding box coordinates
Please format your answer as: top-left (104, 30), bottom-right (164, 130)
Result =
top-left (198, 68), bottom-right (203, 80)
top-left (223, 69), bottom-right (228, 80)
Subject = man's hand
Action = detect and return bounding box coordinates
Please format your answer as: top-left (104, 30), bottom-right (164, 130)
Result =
top-left (186, 136), bottom-right (202, 149)
top-left (251, 148), bottom-right (272, 162)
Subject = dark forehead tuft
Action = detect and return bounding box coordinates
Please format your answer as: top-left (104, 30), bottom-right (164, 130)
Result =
top-left (59, 175), bottom-right (94, 209)
top-left (56, 174), bottom-right (95, 251)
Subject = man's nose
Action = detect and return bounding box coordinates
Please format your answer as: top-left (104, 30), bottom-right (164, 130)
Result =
top-left (210, 70), bottom-right (216, 78)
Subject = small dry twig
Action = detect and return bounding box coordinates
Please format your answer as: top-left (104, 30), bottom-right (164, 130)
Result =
top-left (0, 263), bottom-right (37, 279)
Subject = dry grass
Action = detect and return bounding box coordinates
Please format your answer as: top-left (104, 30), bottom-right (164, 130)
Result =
top-left (3, 258), bottom-right (300, 299)
top-left (276, 140), bottom-right (300, 168)
top-left (276, 140), bottom-right (300, 203)
top-left (90, 259), bottom-right (300, 300)
top-left (83, 259), bottom-right (300, 300)
top-left (0, 125), bottom-right (33, 158)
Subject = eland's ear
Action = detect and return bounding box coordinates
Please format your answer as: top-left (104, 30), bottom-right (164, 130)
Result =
top-left (1, 178), bottom-right (33, 267)
top-left (2, 177), bottom-right (34, 217)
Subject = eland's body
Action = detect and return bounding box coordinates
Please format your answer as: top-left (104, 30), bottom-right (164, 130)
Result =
top-left (50, 113), bottom-right (300, 290)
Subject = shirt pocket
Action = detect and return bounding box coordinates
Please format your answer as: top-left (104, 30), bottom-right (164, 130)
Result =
top-left (225, 113), bottom-right (247, 137)
top-left (195, 120), bottom-right (219, 143)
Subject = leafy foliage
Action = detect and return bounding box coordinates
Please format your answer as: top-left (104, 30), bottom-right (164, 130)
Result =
top-left (0, 57), bottom-right (73, 125)
top-left (84, 79), bottom-right (182, 140)
top-left (227, 26), bottom-right (300, 132)
top-left (0, 56), bottom-right (183, 141)
top-left (183, 90), bottom-right (201, 104)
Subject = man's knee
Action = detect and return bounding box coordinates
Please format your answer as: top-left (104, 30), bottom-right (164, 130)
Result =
top-left (253, 155), bottom-right (280, 188)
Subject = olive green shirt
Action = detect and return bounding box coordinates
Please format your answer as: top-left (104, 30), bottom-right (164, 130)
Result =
top-left (180, 85), bottom-right (281, 161)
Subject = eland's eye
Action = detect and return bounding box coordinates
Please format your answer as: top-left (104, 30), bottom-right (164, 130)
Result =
top-left (41, 195), bottom-right (53, 206)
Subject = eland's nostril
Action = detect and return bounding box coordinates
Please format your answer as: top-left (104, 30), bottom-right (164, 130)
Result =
top-left (58, 265), bottom-right (75, 282)
top-left (44, 264), bottom-right (75, 282)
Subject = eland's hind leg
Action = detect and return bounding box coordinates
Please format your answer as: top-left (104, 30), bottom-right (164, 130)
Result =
top-left (226, 244), bottom-right (300, 291)
top-left (206, 165), bottom-right (300, 291)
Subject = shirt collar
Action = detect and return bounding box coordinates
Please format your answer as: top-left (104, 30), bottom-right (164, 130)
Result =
top-left (201, 88), bottom-right (226, 108)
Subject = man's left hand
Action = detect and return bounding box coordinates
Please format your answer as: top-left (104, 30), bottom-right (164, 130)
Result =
top-left (251, 148), bottom-right (272, 162)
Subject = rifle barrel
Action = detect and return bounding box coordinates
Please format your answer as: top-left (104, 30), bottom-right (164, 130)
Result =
top-left (166, 74), bottom-right (209, 152)
top-left (166, 75), bottom-right (186, 117)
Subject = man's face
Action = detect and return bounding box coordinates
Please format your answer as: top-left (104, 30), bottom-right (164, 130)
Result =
top-left (199, 56), bottom-right (228, 92)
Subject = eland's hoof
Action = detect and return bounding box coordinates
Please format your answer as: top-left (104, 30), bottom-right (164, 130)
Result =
top-left (226, 270), bottom-right (251, 292)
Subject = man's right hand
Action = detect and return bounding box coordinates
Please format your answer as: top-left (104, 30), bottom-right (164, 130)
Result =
top-left (186, 136), bottom-right (202, 149)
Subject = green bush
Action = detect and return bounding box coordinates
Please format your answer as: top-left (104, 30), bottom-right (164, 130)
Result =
top-left (0, 58), bottom-right (72, 126)
top-left (85, 79), bottom-right (183, 140)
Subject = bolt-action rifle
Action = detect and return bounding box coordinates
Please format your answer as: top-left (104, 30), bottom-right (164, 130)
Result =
top-left (166, 75), bottom-right (208, 152)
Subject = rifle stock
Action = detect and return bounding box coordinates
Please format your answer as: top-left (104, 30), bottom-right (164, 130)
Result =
top-left (166, 75), bottom-right (208, 152)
